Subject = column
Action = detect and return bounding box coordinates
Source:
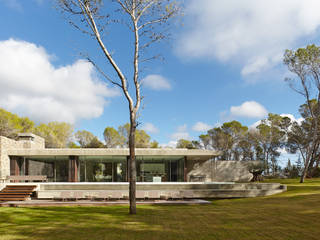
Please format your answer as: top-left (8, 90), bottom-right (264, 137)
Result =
top-left (10, 156), bottom-right (21, 176)
top-left (184, 156), bottom-right (187, 182)
top-left (68, 156), bottom-right (79, 182)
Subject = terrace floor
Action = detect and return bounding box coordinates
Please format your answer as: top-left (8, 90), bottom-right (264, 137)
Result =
top-left (0, 199), bottom-right (210, 207)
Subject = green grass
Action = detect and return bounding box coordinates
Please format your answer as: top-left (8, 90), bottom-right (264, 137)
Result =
top-left (1, 179), bottom-right (320, 240)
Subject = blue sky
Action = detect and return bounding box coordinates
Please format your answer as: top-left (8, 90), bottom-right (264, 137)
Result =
top-left (0, 0), bottom-right (318, 159)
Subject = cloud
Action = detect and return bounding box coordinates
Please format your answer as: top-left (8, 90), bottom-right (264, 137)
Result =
top-left (279, 114), bottom-right (304, 124)
top-left (159, 141), bottom-right (177, 148)
top-left (160, 124), bottom-right (191, 148)
top-left (178, 0), bottom-right (320, 76)
top-left (0, 39), bottom-right (120, 123)
top-left (192, 122), bottom-right (212, 132)
top-left (249, 113), bottom-right (304, 129)
top-left (230, 101), bottom-right (268, 119)
top-left (142, 74), bottom-right (171, 90)
top-left (141, 122), bottom-right (159, 134)
top-left (170, 124), bottom-right (190, 140)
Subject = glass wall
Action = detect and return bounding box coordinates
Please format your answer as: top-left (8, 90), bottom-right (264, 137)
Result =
top-left (10, 156), bottom-right (69, 182)
top-left (79, 156), bottom-right (127, 182)
top-left (10, 155), bottom-right (185, 182)
top-left (136, 156), bottom-right (184, 182)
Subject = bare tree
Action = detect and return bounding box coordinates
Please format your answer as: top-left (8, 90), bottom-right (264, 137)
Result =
top-left (56, 0), bottom-right (179, 214)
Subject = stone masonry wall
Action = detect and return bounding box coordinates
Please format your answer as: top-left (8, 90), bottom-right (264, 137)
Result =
top-left (0, 135), bottom-right (45, 179)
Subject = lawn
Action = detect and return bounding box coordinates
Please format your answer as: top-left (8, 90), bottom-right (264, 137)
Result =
top-left (1, 179), bottom-right (320, 240)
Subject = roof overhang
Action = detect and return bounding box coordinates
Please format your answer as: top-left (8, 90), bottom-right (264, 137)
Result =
top-left (7, 148), bottom-right (220, 161)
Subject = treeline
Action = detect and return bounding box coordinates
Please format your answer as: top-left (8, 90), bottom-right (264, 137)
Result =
top-left (0, 108), bottom-right (158, 149)
top-left (177, 106), bottom-right (320, 179)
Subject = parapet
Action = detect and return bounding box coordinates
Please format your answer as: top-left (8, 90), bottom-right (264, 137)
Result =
top-left (0, 133), bottom-right (45, 150)
top-left (17, 133), bottom-right (45, 149)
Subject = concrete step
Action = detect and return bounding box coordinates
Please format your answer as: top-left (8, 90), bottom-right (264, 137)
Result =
top-left (37, 184), bottom-right (287, 200)
top-left (39, 183), bottom-right (283, 191)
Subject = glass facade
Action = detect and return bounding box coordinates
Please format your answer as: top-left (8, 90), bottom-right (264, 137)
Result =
top-left (9, 155), bottom-right (185, 182)
top-left (79, 156), bottom-right (127, 182)
top-left (136, 156), bottom-right (184, 182)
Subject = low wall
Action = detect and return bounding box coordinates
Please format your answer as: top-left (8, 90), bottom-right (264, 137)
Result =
top-left (187, 160), bottom-right (255, 182)
top-left (33, 182), bottom-right (287, 199)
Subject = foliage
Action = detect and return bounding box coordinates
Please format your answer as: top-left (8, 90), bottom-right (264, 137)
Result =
top-left (0, 108), bottom-right (34, 138)
top-left (117, 123), bottom-right (152, 148)
top-left (176, 139), bottom-right (196, 149)
top-left (0, 108), bottom-right (74, 148)
top-left (200, 121), bottom-right (249, 160)
top-left (75, 130), bottom-right (96, 147)
top-left (284, 44), bottom-right (320, 182)
top-left (254, 114), bottom-right (290, 175)
top-left (85, 136), bottom-right (104, 148)
top-left (283, 159), bottom-right (300, 178)
top-left (150, 140), bottom-right (159, 148)
top-left (103, 127), bottom-right (124, 148)
top-left (35, 122), bottom-right (74, 148)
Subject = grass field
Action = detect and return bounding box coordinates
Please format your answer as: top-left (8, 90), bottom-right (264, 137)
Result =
top-left (1, 178), bottom-right (320, 240)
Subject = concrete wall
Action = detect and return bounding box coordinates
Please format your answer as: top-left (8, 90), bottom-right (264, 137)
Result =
top-left (187, 160), bottom-right (254, 182)
top-left (35, 182), bottom-right (287, 199)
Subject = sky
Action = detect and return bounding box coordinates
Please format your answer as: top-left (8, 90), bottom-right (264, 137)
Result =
top-left (0, 0), bottom-right (319, 163)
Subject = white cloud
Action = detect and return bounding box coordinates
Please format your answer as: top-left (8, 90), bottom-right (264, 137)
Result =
top-left (178, 0), bottom-right (320, 76)
top-left (141, 122), bottom-right (159, 134)
top-left (192, 122), bottom-right (212, 132)
top-left (249, 120), bottom-right (262, 130)
top-left (159, 141), bottom-right (177, 148)
top-left (0, 39), bottom-right (120, 123)
top-left (249, 113), bottom-right (304, 129)
top-left (170, 124), bottom-right (190, 140)
top-left (142, 74), bottom-right (171, 90)
top-left (280, 114), bottom-right (304, 124)
top-left (230, 101), bottom-right (268, 119)
top-left (160, 124), bottom-right (191, 148)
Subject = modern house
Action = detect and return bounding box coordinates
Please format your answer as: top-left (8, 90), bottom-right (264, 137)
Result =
top-left (0, 133), bottom-right (286, 201)
top-left (0, 133), bottom-right (221, 183)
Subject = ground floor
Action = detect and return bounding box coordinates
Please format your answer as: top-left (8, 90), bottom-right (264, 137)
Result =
top-left (9, 155), bottom-right (186, 182)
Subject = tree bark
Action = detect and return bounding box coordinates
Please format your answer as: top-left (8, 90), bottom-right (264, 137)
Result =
top-left (300, 156), bottom-right (311, 183)
top-left (129, 113), bottom-right (137, 214)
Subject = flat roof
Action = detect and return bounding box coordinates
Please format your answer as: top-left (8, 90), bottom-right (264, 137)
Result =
top-left (7, 148), bottom-right (220, 161)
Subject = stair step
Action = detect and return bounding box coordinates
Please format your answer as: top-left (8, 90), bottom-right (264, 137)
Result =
top-left (0, 185), bottom-right (36, 202)
top-left (1, 189), bottom-right (33, 193)
top-left (0, 192), bottom-right (30, 195)
top-left (0, 196), bottom-right (30, 198)
top-left (0, 198), bottom-right (28, 201)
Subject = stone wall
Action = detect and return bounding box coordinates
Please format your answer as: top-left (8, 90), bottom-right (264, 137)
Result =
top-left (0, 137), bottom-right (21, 178)
top-left (0, 134), bottom-right (45, 179)
top-left (187, 160), bottom-right (255, 182)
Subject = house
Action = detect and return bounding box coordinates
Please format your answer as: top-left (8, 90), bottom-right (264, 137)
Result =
top-left (0, 133), bottom-right (286, 200)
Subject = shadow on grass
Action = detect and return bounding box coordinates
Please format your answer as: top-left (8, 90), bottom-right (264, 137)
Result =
top-left (1, 182), bottom-right (320, 240)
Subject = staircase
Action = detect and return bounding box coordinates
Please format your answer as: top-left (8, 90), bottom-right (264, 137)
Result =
top-left (0, 185), bottom-right (37, 202)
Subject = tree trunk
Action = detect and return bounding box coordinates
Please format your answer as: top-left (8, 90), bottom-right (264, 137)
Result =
top-left (300, 158), bottom-right (310, 183)
top-left (128, 113), bottom-right (137, 214)
top-left (300, 167), bottom-right (307, 183)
